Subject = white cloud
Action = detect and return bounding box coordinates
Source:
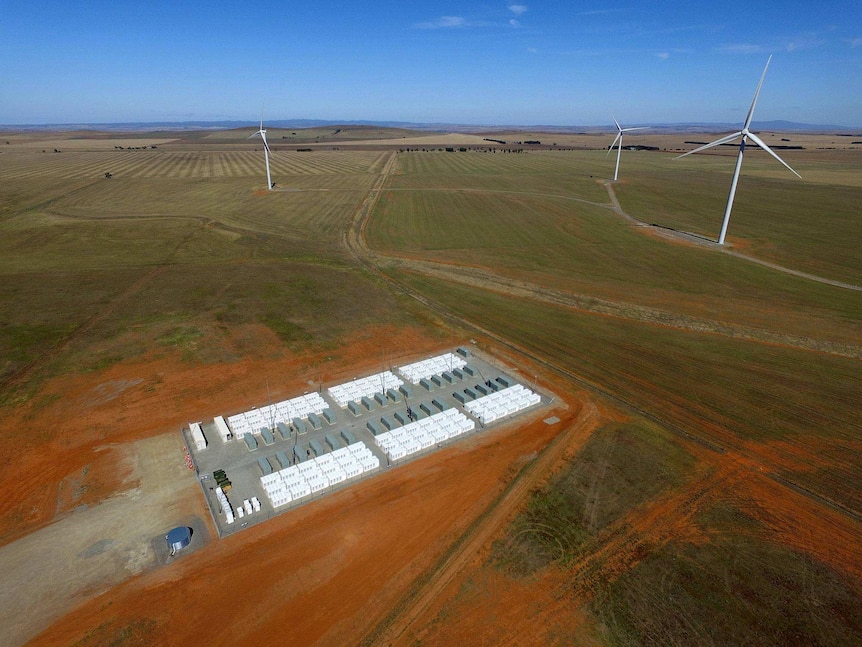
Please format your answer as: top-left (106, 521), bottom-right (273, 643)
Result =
top-left (657, 52), bottom-right (669, 60)
top-left (415, 15), bottom-right (467, 29)
top-left (509, 4), bottom-right (528, 16)
top-left (510, 19), bottom-right (521, 28)
top-left (849, 37), bottom-right (862, 48)
top-left (527, 47), bottom-right (537, 54)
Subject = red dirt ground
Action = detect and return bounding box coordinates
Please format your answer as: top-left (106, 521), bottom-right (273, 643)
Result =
top-left (30, 384), bottom-right (579, 645)
top-left (2, 321), bottom-right (589, 645)
top-left (0, 324), bottom-right (452, 548)
top-left (9, 324), bottom-right (859, 645)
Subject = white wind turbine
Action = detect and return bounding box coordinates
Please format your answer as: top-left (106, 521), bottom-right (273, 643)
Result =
top-left (607, 116), bottom-right (649, 181)
top-left (675, 55), bottom-right (800, 245)
top-left (249, 114), bottom-right (273, 190)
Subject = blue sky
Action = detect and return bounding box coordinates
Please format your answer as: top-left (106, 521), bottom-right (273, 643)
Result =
top-left (1, 1), bottom-right (860, 126)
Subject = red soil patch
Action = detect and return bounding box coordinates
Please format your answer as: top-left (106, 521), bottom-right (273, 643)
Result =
top-left (32, 394), bottom-right (577, 646)
top-left (0, 323), bottom-right (453, 546)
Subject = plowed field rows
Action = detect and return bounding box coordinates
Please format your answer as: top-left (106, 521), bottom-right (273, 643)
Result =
top-left (0, 150), bottom-right (386, 181)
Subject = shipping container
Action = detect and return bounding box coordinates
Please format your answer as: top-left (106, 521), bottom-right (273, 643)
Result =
top-left (340, 429), bottom-right (357, 445)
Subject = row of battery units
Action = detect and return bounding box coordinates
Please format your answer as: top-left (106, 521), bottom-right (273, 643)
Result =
top-left (227, 392), bottom-right (328, 439)
top-left (463, 384), bottom-right (541, 424)
top-left (374, 408), bottom-right (476, 461)
top-left (260, 441), bottom-right (381, 508)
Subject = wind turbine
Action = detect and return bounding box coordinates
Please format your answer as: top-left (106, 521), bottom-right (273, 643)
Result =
top-left (675, 55), bottom-right (800, 245)
top-left (248, 114), bottom-right (273, 190)
top-left (607, 116), bottom-right (648, 181)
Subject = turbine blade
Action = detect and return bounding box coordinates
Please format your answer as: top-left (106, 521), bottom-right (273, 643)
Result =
top-left (247, 131), bottom-right (261, 140)
top-left (622, 126), bottom-right (650, 132)
top-left (612, 115), bottom-right (622, 132)
top-left (606, 132), bottom-right (621, 156)
top-left (746, 131), bottom-right (801, 178)
top-left (744, 55), bottom-right (772, 130)
top-left (675, 131), bottom-right (743, 159)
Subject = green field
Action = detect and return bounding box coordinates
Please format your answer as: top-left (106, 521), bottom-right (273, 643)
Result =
top-left (0, 148), bottom-right (423, 401)
top-left (369, 151), bottom-right (860, 347)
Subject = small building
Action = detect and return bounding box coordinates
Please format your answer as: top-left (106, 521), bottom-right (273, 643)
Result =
top-left (347, 401), bottom-right (362, 416)
top-left (386, 388), bottom-right (402, 403)
top-left (340, 429), bottom-right (356, 445)
top-left (292, 418), bottom-right (308, 434)
top-left (453, 391), bottom-right (467, 404)
top-left (260, 428), bottom-right (275, 445)
top-left (457, 346), bottom-right (471, 358)
top-left (380, 415), bottom-right (397, 431)
top-left (399, 384), bottom-right (413, 398)
top-left (308, 413), bottom-right (323, 430)
top-left (463, 364), bottom-right (475, 376)
top-left (189, 422), bottom-right (207, 451)
top-left (463, 388), bottom-right (476, 400)
top-left (419, 378), bottom-right (433, 391)
top-left (373, 392), bottom-right (387, 407)
top-left (323, 408), bottom-right (338, 424)
top-left (452, 368), bottom-right (465, 380)
top-left (361, 396), bottom-right (375, 411)
top-left (166, 526), bottom-right (192, 555)
top-left (325, 433), bottom-right (340, 451)
top-left (293, 444), bottom-right (307, 463)
top-left (441, 371), bottom-right (454, 384)
top-left (244, 434), bottom-right (259, 451)
top-left (214, 415), bottom-right (232, 443)
top-left (419, 402), bottom-right (433, 416)
top-left (430, 375), bottom-right (443, 387)
top-left (394, 410), bottom-right (409, 425)
top-left (275, 450), bottom-right (291, 469)
top-left (475, 383), bottom-right (489, 396)
top-left (431, 398), bottom-right (447, 412)
top-left (496, 375), bottom-right (512, 388)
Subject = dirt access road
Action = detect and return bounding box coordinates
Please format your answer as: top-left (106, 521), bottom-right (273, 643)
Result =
top-left (364, 399), bottom-right (601, 645)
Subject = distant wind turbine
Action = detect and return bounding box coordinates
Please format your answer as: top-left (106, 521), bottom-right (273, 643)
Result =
top-left (607, 116), bottom-right (648, 181)
top-left (248, 113), bottom-right (273, 190)
top-left (675, 55), bottom-right (801, 245)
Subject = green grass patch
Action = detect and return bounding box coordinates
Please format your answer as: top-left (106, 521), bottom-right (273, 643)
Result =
top-left (592, 502), bottom-right (862, 646)
top-left (71, 617), bottom-right (158, 647)
top-left (616, 153), bottom-right (862, 284)
top-left (395, 273), bottom-right (862, 512)
top-left (492, 420), bottom-right (696, 577)
top-left (371, 160), bottom-right (860, 347)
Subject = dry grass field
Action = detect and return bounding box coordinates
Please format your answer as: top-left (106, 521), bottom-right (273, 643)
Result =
top-left (0, 127), bottom-right (859, 646)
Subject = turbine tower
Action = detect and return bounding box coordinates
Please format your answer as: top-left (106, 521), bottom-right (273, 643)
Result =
top-left (249, 116), bottom-right (273, 190)
top-left (675, 55), bottom-right (800, 245)
top-left (607, 116), bottom-right (648, 181)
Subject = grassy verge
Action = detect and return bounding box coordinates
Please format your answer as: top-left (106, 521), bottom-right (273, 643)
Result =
top-left (393, 272), bottom-right (862, 512)
top-left (492, 420), bottom-right (696, 577)
top-left (592, 502), bottom-right (862, 646)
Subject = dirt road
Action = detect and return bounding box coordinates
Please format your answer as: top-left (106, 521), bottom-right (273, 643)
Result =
top-left (365, 399), bottom-right (600, 645)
